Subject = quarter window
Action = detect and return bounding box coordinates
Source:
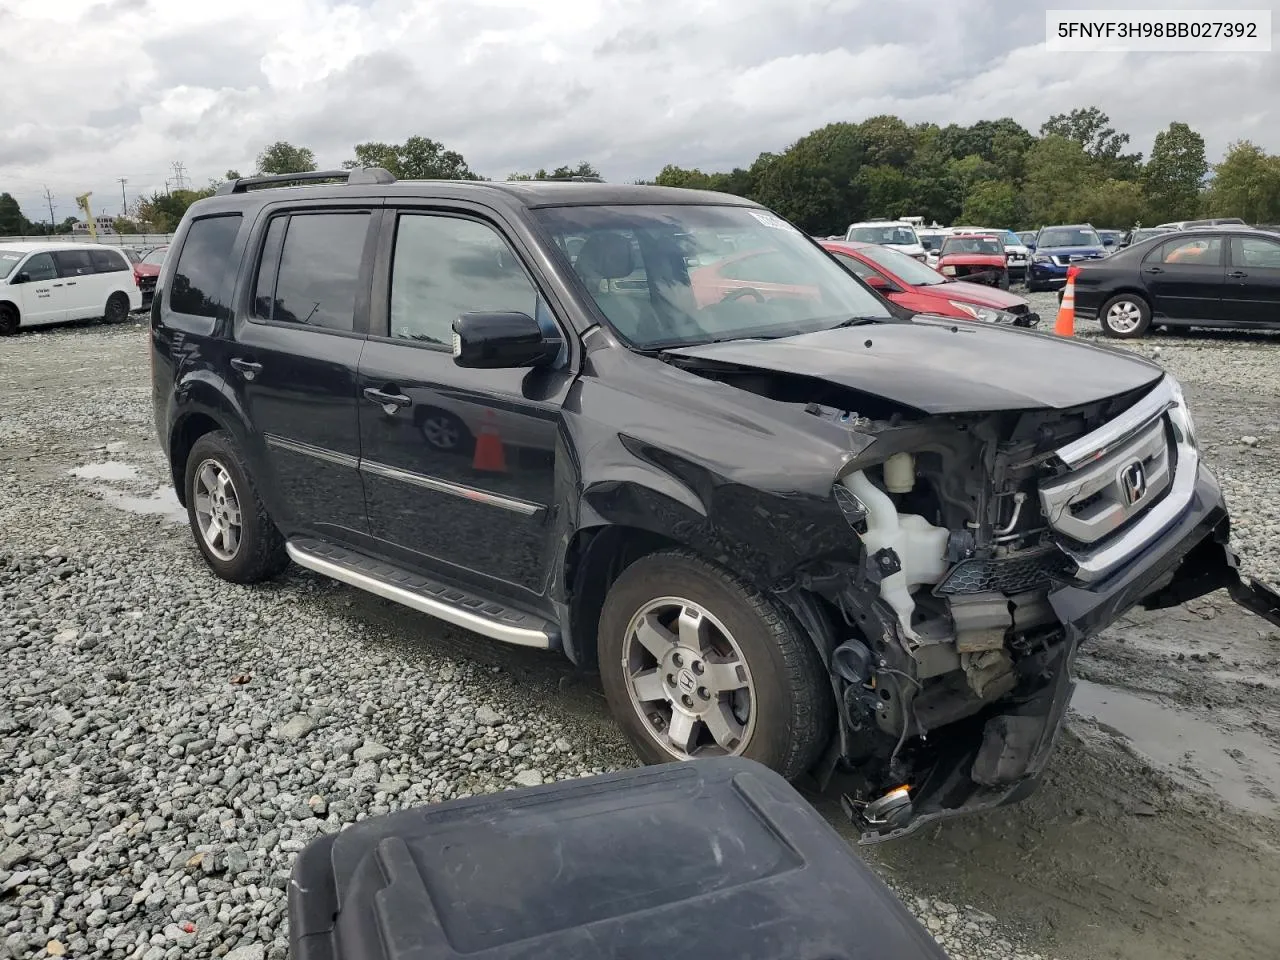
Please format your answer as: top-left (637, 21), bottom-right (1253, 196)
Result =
top-left (388, 214), bottom-right (540, 347)
top-left (89, 248), bottom-right (128, 273)
top-left (171, 215), bottom-right (243, 318)
top-left (258, 213), bottom-right (369, 332)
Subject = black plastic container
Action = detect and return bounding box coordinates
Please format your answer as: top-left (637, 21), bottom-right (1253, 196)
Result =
top-left (289, 757), bottom-right (950, 959)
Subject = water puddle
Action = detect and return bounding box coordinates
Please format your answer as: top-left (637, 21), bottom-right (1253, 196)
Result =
top-left (94, 485), bottom-right (187, 524)
top-left (1072, 680), bottom-right (1280, 816)
top-left (68, 462), bottom-right (140, 482)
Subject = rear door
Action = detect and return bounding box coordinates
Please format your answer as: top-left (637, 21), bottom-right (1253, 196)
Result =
top-left (51, 249), bottom-right (99, 318)
top-left (1141, 235), bottom-right (1226, 321)
top-left (228, 207), bottom-right (379, 542)
top-left (1221, 235), bottom-right (1280, 326)
top-left (356, 204), bottom-right (570, 602)
top-left (8, 251), bottom-right (68, 325)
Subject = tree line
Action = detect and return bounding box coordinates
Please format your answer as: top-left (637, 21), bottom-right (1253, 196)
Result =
top-left (5, 106), bottom-right (1280, 237)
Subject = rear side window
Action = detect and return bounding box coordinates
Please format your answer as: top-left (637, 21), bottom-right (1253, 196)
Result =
top-left (255, 213), bottom-right (369, 332)
top-left (90, 249), bottom-right (127, 273)
top-left (171, 216), bottom-right (243, 318)
top-left (53, 250), bottom-right (95, 277)
top-left (1158, 236), bottom-right (1221, 265)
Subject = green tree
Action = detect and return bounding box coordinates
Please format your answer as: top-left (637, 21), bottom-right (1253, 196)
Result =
top-left (960, 180), bottom-right (1019, 226)
top-left (1041, 107), bottom-right (1142, 179)
top-left (112, 217), bottom-right (140, 235)
top-left (509, 161), bottom-right (600, 181)
top-left (0, 193), bottom-right (31, 235)
top-left (855, 165), bottom-right (914, 219)
top-left (1203, 141), bottom-right (1280, 223)
top-left (857, 115), bottom-right (915, 168)
top-left (136, 188), bottom-right (214, 232)
top-left (224, 169), bottom-right (243, 181)
top-left (1079, 179), bottom-right (1147, 228)
top-left (346, 136), bottom-right (479, 180)
top-left (1142, 122), bottom-right (1208, 224)
top-left (256, 141), bottom-right (317, 175)
top-left (1021, 135), bottom-right (1095, 225)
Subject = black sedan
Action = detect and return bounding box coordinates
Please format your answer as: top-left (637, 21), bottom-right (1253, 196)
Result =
top-left (1072, 227), bottom-right (1280, 338)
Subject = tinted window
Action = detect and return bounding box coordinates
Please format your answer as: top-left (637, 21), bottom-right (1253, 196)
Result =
top-left (17, 252), bottom-right (57, 282)
top-left (90, 248), bottom-right (127, 273)
top-left (1159, 237), bottom-right (1221, 265)
top-left (171, 216), bottom-right (242, 318)
top-left (1231, 236), bottom-right (1280, 268)
top-left (53, 250), bottom-right (95, 277)
top-left (252, 217), bottom-right (287, 320)
top-left (389, 215), bottom-right (538, 346)
top-left (265, 213), bottom-right (369, 331)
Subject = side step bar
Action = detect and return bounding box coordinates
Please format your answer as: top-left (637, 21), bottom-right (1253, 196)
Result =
top-left (286, 538), bottom-right (557, 649)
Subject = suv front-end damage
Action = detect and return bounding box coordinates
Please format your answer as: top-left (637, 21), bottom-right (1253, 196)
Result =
top-left (779, 374), bottom-right (1280, 841)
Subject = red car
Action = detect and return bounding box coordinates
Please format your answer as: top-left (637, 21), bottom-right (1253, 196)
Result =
top-left (132, 246), bottom-right (167, 306)
top-left (935, 233), bottom-right (1009, 288)
top-left (821, 240), bottom-right (1039, 327)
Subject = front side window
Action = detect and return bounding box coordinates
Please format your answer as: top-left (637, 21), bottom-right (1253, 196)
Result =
top-left (171, 216), bottom-right (242, 318)
top-left (1230, 236), bottom-right (1280, 268)
top-left (831, 252), bottom-right (882, 282)
top-left (256, 213), bottom-right (369, 331)
top-left (15, 252), bottom-right (56, 282)
top-left (389, 214), bottom-right (539, 347)
top-left (535, 204), bottom-right (892, 349)
top-left (859, 243), bottom-right (948, 285)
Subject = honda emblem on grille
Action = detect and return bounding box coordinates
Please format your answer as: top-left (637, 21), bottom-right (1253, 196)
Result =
top-left (1120, 461), bottom-right (1147, 506)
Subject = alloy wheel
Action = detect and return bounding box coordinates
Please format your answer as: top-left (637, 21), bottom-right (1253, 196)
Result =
top-left (192, 459), bottom-right (243, 561)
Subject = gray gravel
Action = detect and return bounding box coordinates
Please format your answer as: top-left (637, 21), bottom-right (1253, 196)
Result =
top-left (4, 313), bottom-right (1278, 960)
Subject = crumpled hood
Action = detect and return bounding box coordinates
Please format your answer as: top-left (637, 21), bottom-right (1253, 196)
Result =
top-left (664, 316), bottom-right (1164, 415)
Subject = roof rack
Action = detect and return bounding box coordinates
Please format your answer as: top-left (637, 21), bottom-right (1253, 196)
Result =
top-left (215, 167), bottom-right (396, 196)
top-left (538, 175), bottom-right (604, 183)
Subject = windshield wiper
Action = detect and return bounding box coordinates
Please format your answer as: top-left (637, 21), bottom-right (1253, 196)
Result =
top-left (832, 316), bottom-right (883, 328)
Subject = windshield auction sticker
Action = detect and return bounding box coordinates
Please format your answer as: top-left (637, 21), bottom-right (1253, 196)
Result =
top-left (749, 211), bottom-right (793, 230)
top-left (1045, 9), bottom-right (1271, 51)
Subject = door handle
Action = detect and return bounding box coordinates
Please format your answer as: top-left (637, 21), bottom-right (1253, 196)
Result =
top-left (1144, 266), bottom-right (1164, 274)
top-left (66, 281), bottom-right (77, 286)
top-left (230, 358), bottom-right (263, 381)
top-left (51, 283), bottom-right (63, 287)
top-left (1228, 270), bottom-right (1248, 279)
top-left (363, 386), bottom-right (412, 411)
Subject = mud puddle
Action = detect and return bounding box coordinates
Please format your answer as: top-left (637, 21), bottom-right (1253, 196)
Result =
top-left (1071, 680), bottom-right (1280, 816)
top-left (68, 461), bottom-right (140, 482)
top-left (94, 485), bottom-right (187, 524)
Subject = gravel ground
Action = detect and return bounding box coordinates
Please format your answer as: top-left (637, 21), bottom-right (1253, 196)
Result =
top-left (2, 308), bottom-right (1278, 960)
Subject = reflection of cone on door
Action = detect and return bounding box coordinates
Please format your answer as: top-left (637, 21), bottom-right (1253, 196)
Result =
top-left (472, 410), bottom-right (507, 472)
top-left (1054, 267), bottom-right (1078, 337)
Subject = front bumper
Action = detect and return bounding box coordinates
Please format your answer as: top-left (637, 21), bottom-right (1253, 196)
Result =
top-left (852, 463), bottom-right (1279, 843)
top-left (1028, 261), bottom-right (1067, 285)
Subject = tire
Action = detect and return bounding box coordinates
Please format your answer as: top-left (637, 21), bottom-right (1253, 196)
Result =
top-left (998, 270), bottom-right (1010, 290)
top-left (597, 550), bottom-right (832, 780)
top-left (103, 292), bottom-right (130, 324)
top-left (184, 431), bottom-right (289, 583)
top-left (1099, 293), bottom-right (1152, 339)
top-left (0, 303), bottom-right (17, 336)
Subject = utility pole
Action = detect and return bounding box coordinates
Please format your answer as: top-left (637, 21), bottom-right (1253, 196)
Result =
top-left (43, 186), bottom-right (55, 235)
top-left (117, 177), bottom-right (128, 216)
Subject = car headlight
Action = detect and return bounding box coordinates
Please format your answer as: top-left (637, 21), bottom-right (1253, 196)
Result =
top-left (1032, 254), bottom-right (1052, 264)
top-left (1167, 376), bottom-right (1198, 448)
top-left (948, 301), bottom-right (1015, 324)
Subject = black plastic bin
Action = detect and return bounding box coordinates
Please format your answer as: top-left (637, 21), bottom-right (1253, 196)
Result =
top-left (288, 757), bottom-right (950, 959)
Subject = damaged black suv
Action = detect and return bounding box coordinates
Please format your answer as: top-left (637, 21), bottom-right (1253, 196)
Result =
top-left (151, 170), bottom-right (1280, 839)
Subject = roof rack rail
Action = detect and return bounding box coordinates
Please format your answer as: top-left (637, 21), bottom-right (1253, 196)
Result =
top-left (539, 175), bottom-right (604, 183)
top-left (215, 167), bottom-right (396, 196)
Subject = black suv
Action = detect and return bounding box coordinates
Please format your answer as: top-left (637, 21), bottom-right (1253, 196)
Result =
top-left (151, 169), bottom-right (1280, 839)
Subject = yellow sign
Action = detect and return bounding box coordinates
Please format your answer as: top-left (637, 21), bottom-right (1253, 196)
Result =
top-left (75, 192), bottom-right (97, 240)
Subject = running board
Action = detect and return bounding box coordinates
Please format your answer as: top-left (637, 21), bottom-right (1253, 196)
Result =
top-left (286, 538), bottom-right (556, 649)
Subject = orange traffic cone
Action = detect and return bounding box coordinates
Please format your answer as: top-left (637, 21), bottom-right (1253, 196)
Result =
top-left (472, 410), bottom-right (507, 472)
top-left (1054, 268), bottom-right (1077, 337)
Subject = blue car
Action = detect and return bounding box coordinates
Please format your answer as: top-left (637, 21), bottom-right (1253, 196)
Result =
top-left (1027, 224), bottom-right (1107, 292)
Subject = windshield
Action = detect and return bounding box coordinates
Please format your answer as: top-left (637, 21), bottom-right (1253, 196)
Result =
top-left (1038, 227), bottom-right (1101, 248)
top-left (942, 236), bottom-right (1003, 255)
top-left (0, 250), bottom-right (23, 280)
top-left (534, 204), bottom-right (893, 349)
top-left (848, 225), bottom-right (919, 246)
top-left (142, 247), bottom-right (167, 265)
top-left (858, 243), bottom-right (948, 286)
top-left (1003, 231), bottom-right (1022, 247)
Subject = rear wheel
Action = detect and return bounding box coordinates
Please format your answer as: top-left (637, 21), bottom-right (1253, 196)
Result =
top-left (103, 292), bottom-right (130, 324)
top-left (1099, 294), bottom-right (1152, 338)
top-left (597, 550), bottom-right (832, 780)
top-left (0, 304), bottom-right (17, 336)
top-left (184, 431), bottom-right (289, 583)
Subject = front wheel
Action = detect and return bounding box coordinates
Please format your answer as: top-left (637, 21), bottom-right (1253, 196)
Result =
top-left (597, 550), bottom-right (832, 780)
top-left (184, 431), bottom-right (289, 583)
top-left (1099, 294), bottom-right (1152, 338)
top-left (998, 270), bottom-right (1010, 290)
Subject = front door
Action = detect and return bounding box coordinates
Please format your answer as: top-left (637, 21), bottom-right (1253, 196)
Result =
top-left (1142, 235), bottom-right (1226, 321)
top-left (9, 252), bottom-right (67, 325)
top-left (1221, 234), bottom-right (1280, 326)
top-left (357, 208), bottom-right (572, 602)
top-left (227, 208), bottom-right (377, 541)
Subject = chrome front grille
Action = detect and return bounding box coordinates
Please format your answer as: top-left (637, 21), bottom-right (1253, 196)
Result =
top-left (1039, 417), bottom-right (1172, 545)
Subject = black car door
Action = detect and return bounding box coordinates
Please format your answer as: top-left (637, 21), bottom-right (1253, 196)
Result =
top-left (355, 204), bottom-right (573, 604)
top-left (1141, 235), bottom-right (1226, 321)
top-left (227, 206), bottom-right (379, 541)
top-left (1221, 234), bottom-right (1280, 325)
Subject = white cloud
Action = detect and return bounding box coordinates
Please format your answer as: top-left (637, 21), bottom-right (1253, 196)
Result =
top-left (0, 0), bottom-right (1276, 223)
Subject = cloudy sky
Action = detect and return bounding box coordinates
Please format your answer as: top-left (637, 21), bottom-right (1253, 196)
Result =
top-left (1, 0), bottom-right (1276, 224)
